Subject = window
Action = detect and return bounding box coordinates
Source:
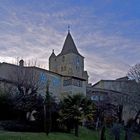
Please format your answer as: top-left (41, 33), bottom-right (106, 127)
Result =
top-left (63, 78), bottom-right (83, 87)
top-left (73, 79), bottom-right (82, 87)
top-left (91, 95), bottom-right (99, 101)
top-left (76, 56), bottom-right (80, 66)
top-left (63, 78), bottom-right (72, 86)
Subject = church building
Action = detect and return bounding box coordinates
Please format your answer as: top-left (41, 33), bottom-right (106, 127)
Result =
top-left (0, 31), bottom-right (88, 99)
top-left (48, 31), bottom-right (88, 98)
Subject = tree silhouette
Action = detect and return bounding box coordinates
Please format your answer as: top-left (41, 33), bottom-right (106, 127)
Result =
top-left (127, 63), bottom-right (140, 122)
top-left (59, 94), bottom-right (94, 137)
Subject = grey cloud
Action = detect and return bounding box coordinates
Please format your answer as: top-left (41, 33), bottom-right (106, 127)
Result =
top-left (0, 2), bottom-right (139, 84)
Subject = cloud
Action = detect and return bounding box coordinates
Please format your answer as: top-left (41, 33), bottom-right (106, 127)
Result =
top-left (0, 1), bottom-right (140, 84)
top-left (76, 30), bottom-right (139, 83)
top-left (0, 6), bottom-right (65, 66)
top-left (83, 53), bottom-right (130, 83)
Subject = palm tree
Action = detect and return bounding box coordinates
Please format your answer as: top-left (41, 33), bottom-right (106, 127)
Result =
top-left (59, 94), bottom-right (94, 137)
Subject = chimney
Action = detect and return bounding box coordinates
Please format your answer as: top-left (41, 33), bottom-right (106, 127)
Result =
top-left (19, 59), bottom-right (24, 67)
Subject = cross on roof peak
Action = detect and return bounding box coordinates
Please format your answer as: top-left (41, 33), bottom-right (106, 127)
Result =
top-left (68, 25), bottom-right (70, 33)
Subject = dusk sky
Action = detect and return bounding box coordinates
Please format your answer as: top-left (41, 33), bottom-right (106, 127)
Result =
top-left (0, 0), bottom-right (140, 83)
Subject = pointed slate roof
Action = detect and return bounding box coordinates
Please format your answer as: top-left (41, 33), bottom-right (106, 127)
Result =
top-left (49, 49), bottom-right (56, 59)
top-left (58, 32), bottom-right (83, 57)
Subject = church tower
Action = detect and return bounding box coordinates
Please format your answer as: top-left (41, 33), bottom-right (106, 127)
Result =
top-left (49, 31), bottom-right (88, 82)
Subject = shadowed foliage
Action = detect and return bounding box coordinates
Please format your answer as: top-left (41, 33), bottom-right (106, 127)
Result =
top-left (59, 94), bottom-right (94, 137)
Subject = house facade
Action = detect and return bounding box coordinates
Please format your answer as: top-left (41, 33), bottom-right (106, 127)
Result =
top-left (87, 77), bottom-right (140, 123)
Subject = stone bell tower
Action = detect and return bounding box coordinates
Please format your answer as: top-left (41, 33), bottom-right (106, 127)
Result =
top-left (49, 31), bottom-right (88, 82)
